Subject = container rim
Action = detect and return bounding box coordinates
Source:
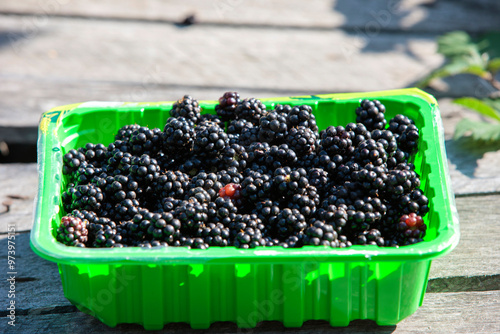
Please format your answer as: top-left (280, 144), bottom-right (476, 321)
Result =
top-left (31, 88), bottom-right (460, 265)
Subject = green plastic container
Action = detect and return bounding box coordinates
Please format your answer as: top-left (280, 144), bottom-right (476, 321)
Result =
top-left (31, 88), bottom-right (459, 329)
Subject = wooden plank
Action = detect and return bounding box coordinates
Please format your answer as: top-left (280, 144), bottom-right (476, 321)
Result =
top-left (1, 291), bottom-right (499, 333)
top-left (0, 15), bottom-right (443, 124)
top-left (0, 0), bottom-right (498, 33)
top-left (428, 194), bottom-right (500, 281)
top-left (0, 164), bottom-right (38, 233)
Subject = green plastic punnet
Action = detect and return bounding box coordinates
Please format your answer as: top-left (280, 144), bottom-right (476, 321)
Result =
top-left (31, 88), bottom-right (459, 329)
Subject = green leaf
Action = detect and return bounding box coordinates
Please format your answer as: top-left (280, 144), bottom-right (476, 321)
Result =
top-left (454, 118), bottom-right (500, 143)
top-left (487, 58), bottom-right (500, 74)
top-left (417, 58), bottom-right (489, 88)
top-left (453, 97), bottom-right (500, 122)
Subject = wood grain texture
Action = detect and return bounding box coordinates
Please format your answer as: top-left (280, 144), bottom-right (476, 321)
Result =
top-left (0, 164), bottom-right (38, 233)
top-left (0, 0), bottom-right (499, 33)
top-left (0, 15), bottom-right (442, 125)
top-left (1, 291), bottom-right (498, 333)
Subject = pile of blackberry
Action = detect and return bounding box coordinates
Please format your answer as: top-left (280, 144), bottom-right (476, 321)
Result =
top-left (57, 93), bottom-right (428, 249)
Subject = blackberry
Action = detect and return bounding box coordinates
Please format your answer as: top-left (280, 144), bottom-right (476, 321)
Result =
top-left (286, 105), bottom-right (318, 132)
top-left (145, 212), bottom-right (182, 243)
top-left (316, 205), bottom-right (348, 234)
top-left (175, 199), bottom-right (208, 232)
top-left (91, 217), bottom-right (118, 248)
top-left (288, 185), bottom-right (319, 217)
top-left (162, 117), bottom-right (195, 154)
top-left (188, 172), bottom-right (222, 201)
top-left (246, 142), bottom-right (270, 167)
top-left (303, 219), bottom-right (339, 247)
top-left (319, 126), bottom-right (353, 159)
top-left (355, 229), bottom-right (384, 246)
top-left (227, 119), bottom-right (254, 136)
top-left (274, 208), bottom-right (307, 239)
top-left (103, 174), bottom-right (141, 203)
top-left (285, 126), bottom-right (317, 156)
top-left (278, 234), bottom-right (303, 248)
top-left (56, 214), bottom-right (89, 247)
top-left (238, 126), bottom-right (260, 147)
top-left (258, 111), bottom-right (288, 144)
top-left (263, 144), bottom-right (297, 169)
top-left (308, 168), bottom-right (329, 194)
top-left (186, 187), bottom-right (212, 204)
top-left (351, 165), bottom-right (388, 197)
top-left (352, 139), bottom-right (388, 167)
top-left (218, 183), bottom-right (242, 207)
top-left (345, 123), bottom-right (371, 146)
top-left (197, 222), bottom-right (231, 247)
top-left (193, 123), bottom-right (229, 157)
top-left (273, 104), bottom-right (293, 116)
top-left (77, 143), bottom-right (108, 167)
top-left (210, 196), bottom-right (238, 222)
top-left (115, 124), bottom-right (141, 141)
top-left (233, 227), bottom-right (265, 249)
top-left (216, 91), bottom-right (240, 121)
top-left (217, 167), bottom-right (244, 185)
top-left (399, 188), bottom-right (429, 216)
top-left (62, 149), bottom-right (86, 177)
top-left (170, 95), bottom-right (201, 124)
top-left (240, 171), bottom-right (273, 203)
top-left (129, 154), bottom-right (160, 184)
top-left (234, 98), bottom-right (267, 125)
top-left (128, 126), bottom-right (163, 156)
top-left (252, 199), bottom-right (280, 225)
top-left (219, 144), bottom-right (248, 171)
top-left (62, 183), bottom-right (104, 213)
top-left (388, 114), bottom-right (420, 153)
top-left (198, 113), bottom-right (223, 126)
top-left (273, 167), bottom-right (308, 198)
top-left (371, 129), bottom-right (398, 155)
top-left (154, 170), bottom-right (190, 200)
top-left (355, 99), bottom-right (387, 131)
top-left (383, 167), bottom-right (420, 200)
top-left (113, 198), bottom-right (141, 221)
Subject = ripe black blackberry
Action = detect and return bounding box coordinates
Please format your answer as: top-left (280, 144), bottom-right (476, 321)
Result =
top-left (115, 124), bottom-right (141, 141)
top-left (113, 198), bottom-right (142, 221)
top-left (352, 139), bottom-right (388, 167)
top-left (240, 171), bottom-right (273, 203)
top-left (371, 129), bottom-right (398, 155)
top-left (252, 199), bottom-right (280, 225)
top-left (263, 144), bottom-right (297, 169)
top-left (308, 168), bottom-right (329, 194)
top-left (351, 164), bottom-right (388, 197)
top-left (77, 143), bottom-right (108, 168)
top-left (219, 144), bottom-right (248, 171)
top-left (355, 229), bottom-right (384, 246)
top-left (316, 205), bottom-right (348, 234)
top-left (170, 95), bottom-right (201, 124)
top-left (198, 113), bottom-right (223, 126)
top-left (274, 208), bottom-right (307, 240)
top-left (288, 185), bottom-right (319, 218)
top-left (319, 125), bottom-right (354, 158)
top-left (387, 149), bottom-right (410, 168)
top-left (383, 166), bottom-right (420, 200)
top-left (193, 123), bottom-right (229, 158)
top-left (273, 167), bottom-right (308, 198)
top-left (258, 111), bottom-right (288, 144)
top-left (129, 154), bottom-right (160, 184)
top-left (162, 117), bottom-right (195, 154)
top-left (174, 199), bottom-right (208, 232)
top-left (345, 123), bottom-right (371, 147)
top-left (217, 167), bottom-right (244, 185)
top-left (128, 126), bottom-right (164, 156)
top-left (233, 227), bottom-right (265, 249)
top-left (234, 98), bottom-right (267, 126)
top-left (216, 91), bottom-right (240, 121)
top-left (388, 114), bottom-right (419, 153)
top-left (303, 219), bottom-right (339, 247)
top-left (154, 170), bottom-right (190, 200)
top-left (355, 99), bottom-right (387, 131)
top-left (188, 172), bottom-right (222, 201)
top-left (273, 104), bottom-right (293, 116)
top-left (144, 212), bottom-right (182, 244)
top-left (56, 214), bottom-right (89, 247)
top-left (286, 105), bottom-right (318, 132)
top-left (398, 188), bottom-right (430, 216)
top-left (197, 222), bottom-right (231, 247)
top-left (285, 126), bottom-right (317, 156)
top-left (62, 183), bottom-right (105, 213)
top-left (227, 119), bottom-right (254, 136)
top-left (62, 149), bottom-right (86, 177)
top-left (91, 217), bottom-right (119, 248)
top-left (238, 126), bottom-right (260, 147)
top-left (245, 142), bottom-right (270, 166)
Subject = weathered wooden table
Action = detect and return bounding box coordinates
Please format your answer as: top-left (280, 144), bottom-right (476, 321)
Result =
top-left (1, 1), bottom-right (499, 332)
